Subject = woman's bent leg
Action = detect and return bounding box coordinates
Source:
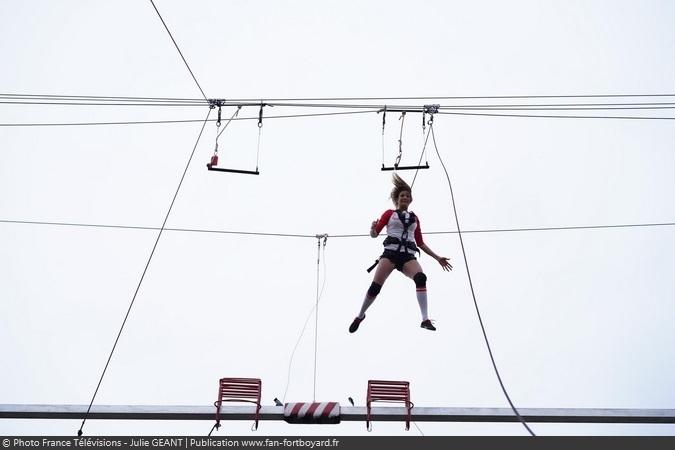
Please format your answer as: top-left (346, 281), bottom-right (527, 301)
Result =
top-left (349, 258), bottom-right (396, 333)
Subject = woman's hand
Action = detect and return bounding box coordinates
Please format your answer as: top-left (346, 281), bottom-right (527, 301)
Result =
top-left (437, 257), bottom-right (452, 271)
top-left (370, 220), bottom-right (379, 237)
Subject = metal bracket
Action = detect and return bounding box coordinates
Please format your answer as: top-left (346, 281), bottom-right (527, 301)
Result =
top-left (208, 98), bottom-right (227, 109)
top-left (423, 104), bottom-right (440, 114)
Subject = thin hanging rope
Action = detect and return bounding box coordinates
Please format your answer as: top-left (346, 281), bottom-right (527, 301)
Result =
top-left (430, 124), bottom-right (536, 436)
top-left (76, 109), bottom-right (212, 437)
top-left (380, 106), bottom-right (387, 167)
top-left (256, 104), bottom-right (264, 171)
top-left (282, 239), bottom-right (328, 403)
top-left (216, 106), bottom-right (242, 140)
top-left (313, 234), bottom-right (327, 402)
top-left (313, 236), bottom-right (321, 402)
top-left (410, 120), bottom-right (433, 189)
top-left (256, 127), bottom-right (262, 171)
top-left (395, 112), bottom-right (406, 168)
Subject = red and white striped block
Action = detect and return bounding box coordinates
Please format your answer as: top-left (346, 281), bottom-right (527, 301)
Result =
top-left (283, 402), bottom-right (341, 424)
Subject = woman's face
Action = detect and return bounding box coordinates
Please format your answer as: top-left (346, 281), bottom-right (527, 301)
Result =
top-left (397, 190), bottom-right (412, 209)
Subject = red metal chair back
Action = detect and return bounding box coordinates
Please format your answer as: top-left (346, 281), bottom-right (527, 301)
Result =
top-left (215, 377), bottom-right (262, 430)
top-left (366, 379), bottom-right (412, 431)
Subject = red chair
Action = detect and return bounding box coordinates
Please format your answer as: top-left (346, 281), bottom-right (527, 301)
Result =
top-left (366, 379), bottom-right (413, 431)
top-left (214, 377), bottom-right (262, 431)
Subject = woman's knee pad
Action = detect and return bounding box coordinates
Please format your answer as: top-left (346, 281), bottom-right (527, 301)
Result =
top-left (367, 282), bottom-right (382, 298)
top-left (413, 272), bottom-right (427, 288)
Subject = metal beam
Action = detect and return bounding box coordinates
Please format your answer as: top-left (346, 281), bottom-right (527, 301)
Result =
top-left (1, 405), bottom-right (674, 424)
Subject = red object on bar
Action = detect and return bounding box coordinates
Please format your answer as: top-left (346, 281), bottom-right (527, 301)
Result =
top-left (214, 377), bottom-right (262, 430)
top-left (209, 155), bottom-right (219, 167)
top-left (366, 379), bottom-right (412, 431)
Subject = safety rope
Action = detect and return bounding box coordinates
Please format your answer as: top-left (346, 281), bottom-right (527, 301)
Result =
top-left (410, 115), bottom-right (434, 189)
top-left (313, 234), bottom-right (327, 402)
top-left (429, 123), bottom-right (536, 436)
top-left (282, 235), bottom-right (328, 403)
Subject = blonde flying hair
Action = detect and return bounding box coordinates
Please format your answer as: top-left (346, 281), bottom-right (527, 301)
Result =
top-left (390, 173), bottom-right (412, 206)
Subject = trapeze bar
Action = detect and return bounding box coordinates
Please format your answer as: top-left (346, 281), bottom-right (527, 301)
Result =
top-left (207, 166), bottom-right (260, 175)
top-left (381, 164), bottom-right (430, 171)
top-left (2, 405), bottom-right (675, 424)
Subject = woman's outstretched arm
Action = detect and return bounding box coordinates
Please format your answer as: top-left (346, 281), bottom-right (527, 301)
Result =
top-left (419, 243), bottom-right (453, 271)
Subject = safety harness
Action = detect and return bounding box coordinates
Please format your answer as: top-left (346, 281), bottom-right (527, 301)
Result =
top-left (366, 210), bottom-right (419, 273)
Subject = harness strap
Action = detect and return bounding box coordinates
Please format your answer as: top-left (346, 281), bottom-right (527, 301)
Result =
top-left (366, 258), bottom-right (381, 273)
top-left (383, 236), bottom-right (419, 253)
top-left (393, 210), bottom-right (416, 253)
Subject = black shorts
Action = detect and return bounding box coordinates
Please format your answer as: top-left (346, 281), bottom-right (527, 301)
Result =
top-left (381, 249), bottom-right (417, 271)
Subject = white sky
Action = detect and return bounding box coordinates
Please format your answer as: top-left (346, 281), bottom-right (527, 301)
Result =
top-left (1, 0), bottom-right (674, 436)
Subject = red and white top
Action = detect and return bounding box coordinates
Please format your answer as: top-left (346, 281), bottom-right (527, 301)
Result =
top-left (373, 209), bottom-right (425, 252)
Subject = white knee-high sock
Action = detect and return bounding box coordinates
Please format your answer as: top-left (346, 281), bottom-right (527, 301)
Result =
top-left (416, 288), bottom-right (428, 321)
top-left (358, 295), bottom-right (376, 319)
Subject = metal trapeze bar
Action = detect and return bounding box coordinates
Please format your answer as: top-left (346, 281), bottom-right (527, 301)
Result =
top-left (2, 405), bottom-right (675, 424)
top-left (381, 164), bottom-right (430, 171)
top-left (207, 166), bottom-right (260, 175)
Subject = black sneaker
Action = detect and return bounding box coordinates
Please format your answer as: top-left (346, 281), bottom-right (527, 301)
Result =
top-left (421, 319), bottom-right (436, 331)
top-left (349, 316), bottom-right (365, 333)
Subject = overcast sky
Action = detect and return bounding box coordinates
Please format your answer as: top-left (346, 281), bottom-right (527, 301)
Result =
top-left (1, 0), bottom-right (674, 436)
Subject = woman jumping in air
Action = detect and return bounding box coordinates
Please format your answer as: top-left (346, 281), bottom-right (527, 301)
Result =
top-left (349, 174), bottom-right (452, 333)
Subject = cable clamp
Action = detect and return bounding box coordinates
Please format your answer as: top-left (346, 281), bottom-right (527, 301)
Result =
top-left (423, 104), bottom-right (440, 114)
top-left (208, 98), bottom-right (226, 110)
top-left (315, 233), bottom-right (328, 247)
